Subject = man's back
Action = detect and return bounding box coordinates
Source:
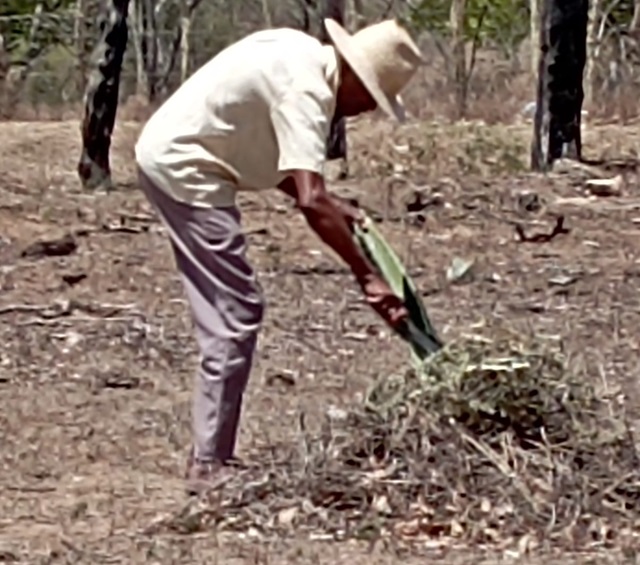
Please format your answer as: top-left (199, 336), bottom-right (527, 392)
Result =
top-left (135, 28), bottom-right (339, 208)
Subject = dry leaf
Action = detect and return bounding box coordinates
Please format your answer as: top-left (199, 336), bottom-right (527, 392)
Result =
top-left (450, 519), bottom-right (464, 537)
top-left (277, 506), bottom-right (298, 526)
top-left (517, 533), bottom-right (537, 555)
top-left (372, 494), bottom-right (392, 515)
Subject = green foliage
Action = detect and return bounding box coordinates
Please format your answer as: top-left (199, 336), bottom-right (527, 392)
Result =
top-left (353, 217), bottom-right (443, 364)
top-left (0, 0), bottom-right (76, 60)
top-left (403, 0), bottom-right (530, 57)
top-left (25, 43), bottom-right (77, 104)
top-left (606, 0), bottom-right (634, 24)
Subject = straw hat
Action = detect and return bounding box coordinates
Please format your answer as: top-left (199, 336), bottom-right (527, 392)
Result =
top-left (324, 18), bottom-right (424, 122)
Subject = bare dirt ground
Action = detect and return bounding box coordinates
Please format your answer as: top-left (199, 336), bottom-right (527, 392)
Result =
top-left (1, 117), bottom-right (640, 564)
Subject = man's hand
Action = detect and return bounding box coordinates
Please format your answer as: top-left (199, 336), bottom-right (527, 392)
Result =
top-left (360, 274), bottom-right (409, 329)
top-left (277, 170), bottom-right (408, 330)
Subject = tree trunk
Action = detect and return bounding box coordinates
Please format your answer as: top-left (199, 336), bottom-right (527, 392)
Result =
top-left (584, 0), bottom-right (601, 109)
top-left (179, 0), bottom-right (204, 84)
top-left (261, 0), bottom-right (272, 28)
top-left (141, 0), bottom-right (159, 102)
top-left (530, 0), bottom-right (540, 77)
top-left (319, 0), bottom-right (348, 177)
top-left (74, 0), bottom-right (87, 94)
top-left (77, 0), bottom-right (131, 191)
top-left (128, 0), bottom-right (147, 97)
top-left (179, 13), bottom-right (191, 83)
top-left (531, 0), bottom-right (588, 171)
top-left (128, 0), bottom-right (159, 102)
top-left (0, 34), bottom-right (9, 118)
top-left (450, 0), bottom-right (467, 119)
top-left (632, 0), bottom-right (640, 31)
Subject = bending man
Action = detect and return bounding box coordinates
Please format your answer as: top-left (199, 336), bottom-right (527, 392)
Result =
top-left (134, 18), bottom-right (424, 495)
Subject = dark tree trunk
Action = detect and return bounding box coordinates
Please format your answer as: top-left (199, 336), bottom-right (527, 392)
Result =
top-left (319, 0), bottom-right (348, 175)
top-left (77, 0), bottom-right (130, 191)
top-left (531, 0), bottom-right (588, 171)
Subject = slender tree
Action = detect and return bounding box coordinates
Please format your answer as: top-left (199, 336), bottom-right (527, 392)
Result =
top-left (77, 0), bottom-right (130, 190)
top-left (530, 0), bottom-right (540, 77)
top-left (450, 0), bottom-right (467, 119)
top-left (180, 0), bottom-right (205, 84)
top-left (531, 0), bottom-right (588, 171)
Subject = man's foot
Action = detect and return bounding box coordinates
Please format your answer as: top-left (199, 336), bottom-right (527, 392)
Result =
top-left (184, 450), bottom-right (236, 496)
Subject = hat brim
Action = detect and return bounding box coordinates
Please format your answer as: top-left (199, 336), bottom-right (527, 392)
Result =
top-left (324, 18), bottom-right (406, 123)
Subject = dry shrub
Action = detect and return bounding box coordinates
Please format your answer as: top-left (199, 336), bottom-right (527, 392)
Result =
top-left (345, 118), bottom-right (530, 186)
top-left (164, 329), bottom-right (640, 550)
top-left (118, 94), bottom-right (161, 123)
top-left (588, 82), bottom-right (640, 124)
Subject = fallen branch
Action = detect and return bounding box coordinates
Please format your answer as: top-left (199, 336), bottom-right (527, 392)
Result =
top-left (0, 299), bottom-right (140, 319)
top-left (514, 216), bottom-right (569, 243)
top-left (20, 233), bottom-right (77, 259)
top-left (16, 315), bottom-right (143, 327)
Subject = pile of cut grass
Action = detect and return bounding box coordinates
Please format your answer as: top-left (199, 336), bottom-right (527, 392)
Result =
top-left (159, 330), bottom-right (640, 550)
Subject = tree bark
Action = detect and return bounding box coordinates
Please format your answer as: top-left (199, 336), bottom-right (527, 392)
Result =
top-left (141, 0), bottom-right (159, 101)
top-left (632, 0), bottom-right (640, 31)
top-left (0, 34), bottom-right (9, 118)
top-left (319, 0), bottom-right (348, 176)
top-left (530, 0), bottom-right (540, 77)
top-left (74, 0), bottom-right (87, 94)
top-left (179, 13), bottom-right (191, 84)
top-left (77, 0), bottom-right (131, 191)
top-left (584, 0), bottom-right (601, 109)
top-left (179, 0), bottom-right (204, 84)
top-left (128, 0), bottom-right (147, 98)
top-left (531, 0), bottom-right (588, 171)
top-left (261, 0), bottom-right (273, 28)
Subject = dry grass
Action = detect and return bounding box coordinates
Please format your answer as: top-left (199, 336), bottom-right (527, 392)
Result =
top-left (149, 329), bottom-right (639, 553)
top-left (2, 114), bottom-right (640, 563)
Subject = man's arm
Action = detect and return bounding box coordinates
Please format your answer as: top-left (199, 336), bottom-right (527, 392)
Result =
top-left (277, 170), bottom-right (373, 283)
top-left (269, 87), bottom-right (407, 328)
top-left (278, 174), bottom-right (362, 229)
top-left (277, 170), bottom-right (409, 329)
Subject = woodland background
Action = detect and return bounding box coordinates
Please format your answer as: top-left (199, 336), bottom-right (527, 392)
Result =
top-left (4, 1), bottom-right (640, 562)
top-left (1, 0), bottom-right (640, 124)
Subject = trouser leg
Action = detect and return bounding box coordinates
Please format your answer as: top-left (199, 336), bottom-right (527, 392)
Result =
top-left (172, 243), bottom-right (262, 462)
top-left (138, 169), bottom-right (265, 463)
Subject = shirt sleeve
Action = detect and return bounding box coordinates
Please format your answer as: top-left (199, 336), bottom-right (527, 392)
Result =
top-left (270, 87), bottom-right (333, 175)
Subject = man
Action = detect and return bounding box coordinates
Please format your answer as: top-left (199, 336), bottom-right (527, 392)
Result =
top-left (134, 18), bottom-right (424, 495)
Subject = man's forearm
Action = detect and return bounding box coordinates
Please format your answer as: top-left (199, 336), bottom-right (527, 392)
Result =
top-left (299, 191), bottom-right (373, 283)
top-left (328, 194), bottom-right (362, 228)
top-left (280, 176), bottom-right (361, 229)
top-left (276, 171), bottom-right (373, 283)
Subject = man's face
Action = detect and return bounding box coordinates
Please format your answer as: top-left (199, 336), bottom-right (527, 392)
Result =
top-left (335, 60), bottom-right (377, 119)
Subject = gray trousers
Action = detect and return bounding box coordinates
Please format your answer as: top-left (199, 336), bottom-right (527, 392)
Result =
top-left (138, 169), bottom-right (265, 463)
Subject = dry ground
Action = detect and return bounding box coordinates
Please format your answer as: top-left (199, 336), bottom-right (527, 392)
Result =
top-left (1, 116), bottom-right (640, 563)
